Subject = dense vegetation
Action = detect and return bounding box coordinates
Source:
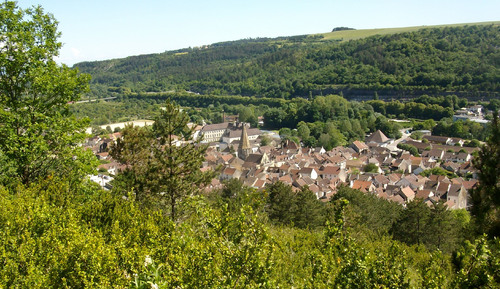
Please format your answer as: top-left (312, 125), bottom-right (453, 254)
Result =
top-left (2, 2), bottom-right (500, 287)
top-left (76, 24), bottom-right (500, 99)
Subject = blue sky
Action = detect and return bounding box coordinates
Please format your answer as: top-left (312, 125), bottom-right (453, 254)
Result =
top-left (16, 0), bottom-right (500, 66)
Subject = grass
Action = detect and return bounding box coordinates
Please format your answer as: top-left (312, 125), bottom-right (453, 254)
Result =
top-left (315, 21), bottom-right (500, 42)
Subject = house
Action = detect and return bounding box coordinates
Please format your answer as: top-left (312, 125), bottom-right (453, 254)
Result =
top-left (392, 158), bottom-right (412, 174)
top-left (96, 152), bottom-right (109, 160)
top-left (350, 141), bottom-right (369, 153)
top-left (299, 167), bottom-right (318, 180)
top-left (243, 153), bottom-right (270, 169)
top-left (454, 152), bottom-right (471, 163)
top-left (220, 167), bottom-right (242, 180)
top-left (449, 138), bottom-right (465, 147)
top-left (222, 127), bottom-right (261, 144)
top-left (204, 178), bottom-right (223, 192)
top-left (423, 149), bottom-right (444, 161)
top-left (373, 174), bottom-right (390, 189)
top-left (423, 135), bottom-right (451, 145)
top-left (442, 162), bottom-right (461, 174)
top-left (200, 122), bottom-right (232, 143)
top-left (398, 186), bottom-right (415, 202)
top-left (389, 194), bottom-right (406, 205)
top-left (351, 180), bottom-right (376, 193)
top-left (468, 105), bottom-right (484, 115)
top-left (98, 161), bottom-right (118, 175)
top-left (446, 184), bottom-right (468, 209)
top-left (345, 159), bottom-right (364, 172)
top-left (415, 189), bottom-right (433, 201)
top-left (320, 166), bottom-right (347, 182)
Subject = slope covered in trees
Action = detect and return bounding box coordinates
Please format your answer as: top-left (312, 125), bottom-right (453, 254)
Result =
top-left (76, 23), bottom-right (500, 99)
top-left (3, 2), bottom-right (500, 287)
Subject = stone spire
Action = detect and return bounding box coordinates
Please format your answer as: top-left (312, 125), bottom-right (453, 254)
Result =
top-left (238, 123), bottom-right (252, 160)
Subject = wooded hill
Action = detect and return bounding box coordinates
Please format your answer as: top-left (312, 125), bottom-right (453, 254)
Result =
top-left (76, 22), bottom-right (500, 99)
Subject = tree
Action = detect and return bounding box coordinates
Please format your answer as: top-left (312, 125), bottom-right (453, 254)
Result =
top-left (0, 2), bottom-right (95, 186)
top-left (427, 201), bottom-right (460, 253)
top-left (392, 199), bottom-right (430, 246)
top-left (363, 163), bottom-right (379, 173)
top-left (238, 106), bottom-right (257, 127)
top-left (265, 181), bottom-right (326, 229)
top-left (111, 100), bottom-right (214, 220)
top-left (297, 121), bottom-right (310, 140)
top-left (259, 134), bottom-right (271, 146)
top-left (266, 181), bottom-right (297, 226)
top-left (469, 112), bottom-right (500, 237)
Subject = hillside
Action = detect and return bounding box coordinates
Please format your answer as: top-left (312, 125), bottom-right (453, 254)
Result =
top-left (76, 22), bottom-right (500, 99)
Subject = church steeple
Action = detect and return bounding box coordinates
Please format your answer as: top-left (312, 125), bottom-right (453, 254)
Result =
top-left (238, 123), bottom-right (252, 160)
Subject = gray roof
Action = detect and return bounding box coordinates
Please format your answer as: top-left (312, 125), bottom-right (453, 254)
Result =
top-left (201, 122), bottom-right (231, 132)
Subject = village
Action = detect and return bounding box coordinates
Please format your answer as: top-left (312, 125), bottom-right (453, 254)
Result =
top-left (86, 113), bottom-right (481, 211)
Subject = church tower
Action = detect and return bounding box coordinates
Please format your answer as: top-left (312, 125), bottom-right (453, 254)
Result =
top-left (238, 123), bottom-right (252, 160)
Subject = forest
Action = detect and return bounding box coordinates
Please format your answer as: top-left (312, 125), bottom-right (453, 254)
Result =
top-left (76, 23), bottom-right (500, 99)
top-left (1, 2), bottom-right (500, 288)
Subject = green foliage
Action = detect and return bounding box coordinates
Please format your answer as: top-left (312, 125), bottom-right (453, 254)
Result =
top-left (451, 236), bottom-right (500, 288)
top-left (420, 167), bottom-right (458, 178)
top-left (363, 163), bottom-right (379, 173)
top-left (3, 3), bottom-right (499, 288)
top-left (259, 134), bottom-right (271, 146)
top-left (0, 176), bottom-right (491, 288)
top-left (368, 99), bottom-right (454, 121)
top-left (77, 25), bottom-right (500, 98)
top-left (238, 106), bottom-right (258, 127)
top-left (433, 118), bottom-right (489, 141)
top-left (71, 97), bottom-right (161, 126)
top-left (330, 186), bottom-right (402, 237)
top-left (410, 131), bottom-right (424, 140)
top-left (265, 181), bottom-right (326, 229)
top-left (0, 179), bottom-right (128, 288)
top-left (391, 199), bottom-right (465, 253)
top-left (110, 100), bottom-right (215, 220)
top-left (464, 139), bottom-right (481, 147)
top-left (398, 143), bottom-right (420, 156)
top-left (469, 112), bottom-right (500, 237)
top-left (0, 2), bottom-right (96, 186)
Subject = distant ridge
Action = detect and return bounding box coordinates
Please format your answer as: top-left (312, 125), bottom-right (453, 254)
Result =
top-left (75, 22), bottom-right (500, 99)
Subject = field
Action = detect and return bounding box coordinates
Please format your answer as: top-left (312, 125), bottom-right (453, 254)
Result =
top-left (317, 21), bottom-right (500, 42)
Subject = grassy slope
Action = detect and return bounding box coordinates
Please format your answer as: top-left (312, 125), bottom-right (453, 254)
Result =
top-left (316, 21), bottom-right (500, 42)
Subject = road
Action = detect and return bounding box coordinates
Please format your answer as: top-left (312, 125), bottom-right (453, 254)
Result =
top-left (72, 97), bottom-right (117, 104)
top-left (385, 129), bottom-right (410, 151)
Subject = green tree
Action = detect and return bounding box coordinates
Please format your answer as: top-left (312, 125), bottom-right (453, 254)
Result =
top-left (238, 106), bottom-right (257, 127)
top-left (392, 199), bottom-right (430, 246)
top-left (111, 100), bottom-right (214, 220)
top-left (363, 163), bottom-right (379, 173)
top-left (266, 181), bottom-right (297, 226)
top-left (330, 186), bottom-right (402, 237)
top-left (0, 2), bottom-right (95, 186)
top-left (259, 134), bottom-right (271, 146)
top-left (297, 121), bottom-right (310, 140)
top-left (294, 186), bottom-right (326, 229)
top-left (428, 201), bottom-right (460, 253)
top-left (265, 181), bottom-right (325, 229)
top-left (452, 237), bottom-right (500, 288)
top-left (109, 125), bottom-right (155, 203)
top-left (469, 112), bottom-right (500, 237)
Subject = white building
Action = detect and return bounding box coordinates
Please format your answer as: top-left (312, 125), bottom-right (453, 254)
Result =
top-left (200, 122), bottom-right (232, 143)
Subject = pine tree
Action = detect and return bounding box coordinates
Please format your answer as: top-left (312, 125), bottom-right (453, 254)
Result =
top-left (470, 112), bottom-right (500, 237)
top-left (111, 100), bottom-right (214, 220)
